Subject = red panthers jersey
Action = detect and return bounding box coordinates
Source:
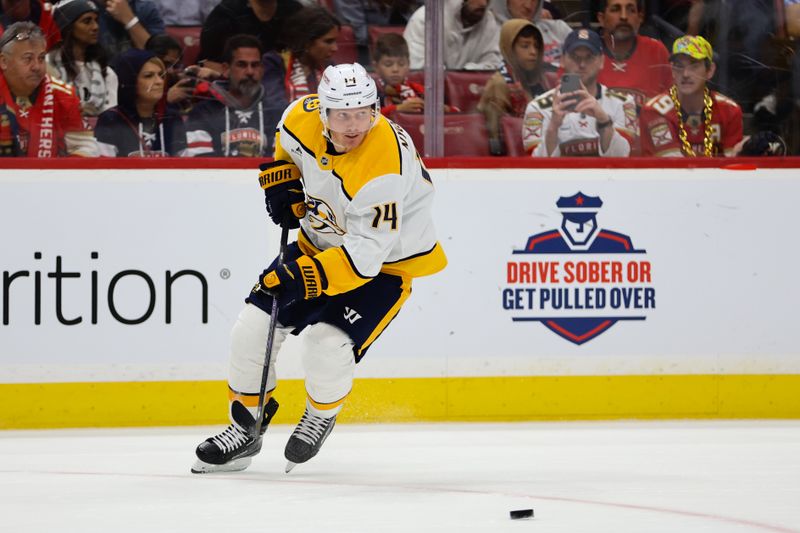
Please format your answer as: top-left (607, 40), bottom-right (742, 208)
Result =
top-left (639, 89), bottom-right (743, 157)
top-left (0, 75), bottom-right (96, 157)
top-left (598, 35), bottom-right (672, 108)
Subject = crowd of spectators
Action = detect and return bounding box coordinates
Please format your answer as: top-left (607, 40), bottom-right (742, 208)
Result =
top-left (0, 0), bottom-right (796, 158)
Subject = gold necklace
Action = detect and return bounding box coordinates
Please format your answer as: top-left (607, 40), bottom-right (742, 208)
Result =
top-left (669, 86), bottom-right (714, 157)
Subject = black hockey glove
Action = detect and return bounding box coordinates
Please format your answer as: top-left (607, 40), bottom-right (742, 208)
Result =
top-left (259, 160), bottom-right (306, 229)
top-left (261, 255), bottom-right (327, 308)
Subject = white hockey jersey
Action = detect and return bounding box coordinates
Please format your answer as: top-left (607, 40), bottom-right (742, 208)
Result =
top-left (522, 84), bottom-right (638, 157)
top-left (274, 95), bottom-right (447, 296)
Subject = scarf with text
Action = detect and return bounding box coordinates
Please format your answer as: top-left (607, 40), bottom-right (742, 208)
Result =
top-left (0, 74), bottom-right (59, 157)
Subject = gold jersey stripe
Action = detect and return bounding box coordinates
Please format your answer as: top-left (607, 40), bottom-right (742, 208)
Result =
top-left (298, 230), bottom-right (446, 280)
top-left (381, 242), bottom-right (448, 278)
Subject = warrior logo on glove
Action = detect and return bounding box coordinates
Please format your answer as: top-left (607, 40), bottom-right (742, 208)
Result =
top-left (259, 160), bottom-right (307, 228)
top-left (262, 255), bottom-right (326, 306)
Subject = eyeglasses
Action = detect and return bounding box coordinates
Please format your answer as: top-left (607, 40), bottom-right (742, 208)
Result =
top-left (0, 29), bottom-right (36, 51)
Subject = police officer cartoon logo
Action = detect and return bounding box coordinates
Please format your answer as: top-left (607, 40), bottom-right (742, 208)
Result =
top-left (503, 192), bottom-right (656, 345)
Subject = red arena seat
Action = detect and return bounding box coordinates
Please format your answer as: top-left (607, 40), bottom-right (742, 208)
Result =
top-left (165, 26), bottom-right (202, 67)
top-left (333, 25), bottom-right (358, 64)
top-left (367, 25), bottom-right (405, 56)
top-left (407, 70), bottom-right (424, 86)
top-left (500, 115), bottom-right (525, 156)
top-left (444, 70), bottom-right (494, 112)
top-left (393, 112), bottom-right (490, 156)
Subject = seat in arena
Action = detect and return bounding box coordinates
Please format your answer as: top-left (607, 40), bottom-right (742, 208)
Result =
top-left (333, 25), bottom-right (358, 64)
top-left (165, 26), bottom-right (202, 67)
top-left (444, 70), bottom-right (494, 112)
top-left (393, 112), bottom-right (490, 156)
top-left (500, 115), bottom-right (526, 156)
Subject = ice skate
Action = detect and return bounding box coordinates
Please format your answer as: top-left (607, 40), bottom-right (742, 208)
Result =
top-left (284, 407), bottom-right (337, 473)
top-left (191, 397), bottom-right (279, 474)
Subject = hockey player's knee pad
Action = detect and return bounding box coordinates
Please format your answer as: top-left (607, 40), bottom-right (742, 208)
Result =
top-left (229, 304), bottom-right (289, 393)
top-left (299, 322), bottom-right (356, 404)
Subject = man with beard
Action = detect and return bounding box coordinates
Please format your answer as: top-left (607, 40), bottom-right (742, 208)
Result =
top-left (185, 34), bottom-right (285, 157)
top-left (404, 0), bottom-right (502, 70)
top-left (523, 28), bottom-right (636, 156)
top-left (596, 0), bottom-right (671, 109)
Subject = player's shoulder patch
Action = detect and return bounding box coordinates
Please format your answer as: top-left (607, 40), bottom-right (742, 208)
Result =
top-left (301, 95), bottom-right (320, 112)
top-left (281, 96), bottom-right (324, 156)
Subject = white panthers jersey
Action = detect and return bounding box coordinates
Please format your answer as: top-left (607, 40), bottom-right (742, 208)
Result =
top-left (274, 95), bottom-right (447, 296)
top-left (522, 84), bottom-right (637, 157)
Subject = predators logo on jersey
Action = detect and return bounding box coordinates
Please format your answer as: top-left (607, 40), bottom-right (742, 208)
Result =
top-left (307, 195), bottom-right (345, 235)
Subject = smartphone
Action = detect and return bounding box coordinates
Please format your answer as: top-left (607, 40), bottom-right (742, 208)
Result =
top-left (560, 74), bottom-right (582, 112)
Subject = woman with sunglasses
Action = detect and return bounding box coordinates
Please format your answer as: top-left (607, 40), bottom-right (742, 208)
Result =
top-left (94, 48), bottom-right (186, 156)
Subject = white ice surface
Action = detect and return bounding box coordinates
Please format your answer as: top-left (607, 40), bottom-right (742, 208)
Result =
top-left (1, 420), bottom-right (799, 533)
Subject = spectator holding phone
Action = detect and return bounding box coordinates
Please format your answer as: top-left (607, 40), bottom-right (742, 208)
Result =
top-left (523, 28), bottom-right (636, 156)
top-left (145, 33), bottom-right (219, 113)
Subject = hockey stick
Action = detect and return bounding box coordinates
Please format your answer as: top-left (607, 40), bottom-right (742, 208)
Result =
top-left (252, 218), bottom-right (290, 439)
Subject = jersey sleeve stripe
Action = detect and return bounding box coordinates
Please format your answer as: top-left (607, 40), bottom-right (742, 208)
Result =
top-left (341, 246), bottom-right (370, 279)
top-left (383, 243), bottom-right (439, 264)
top-left (380, 241), bottom-right (447, 278)
top-left (312, 246), bottom-right (371, 296)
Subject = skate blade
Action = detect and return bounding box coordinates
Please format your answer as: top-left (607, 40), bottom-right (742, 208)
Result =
top-left (285, 461), bottom-right (297, 473)
top-left (191, 456), bottom-right (252, 474)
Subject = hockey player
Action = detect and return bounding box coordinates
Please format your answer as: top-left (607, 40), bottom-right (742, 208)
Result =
top-left (192, 62), bottom-right (447, 474)
top-left (522, 28), bottom-right (636, 157)
top-left (639, 35), bottom-right (742, 157)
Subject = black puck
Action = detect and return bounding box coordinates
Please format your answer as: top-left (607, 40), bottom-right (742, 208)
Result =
top-left (510, 509), bottom-right (534, 519)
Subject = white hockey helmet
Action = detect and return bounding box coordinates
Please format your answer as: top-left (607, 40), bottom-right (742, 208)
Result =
top-left (317, 63), bottom-right (380, 137)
